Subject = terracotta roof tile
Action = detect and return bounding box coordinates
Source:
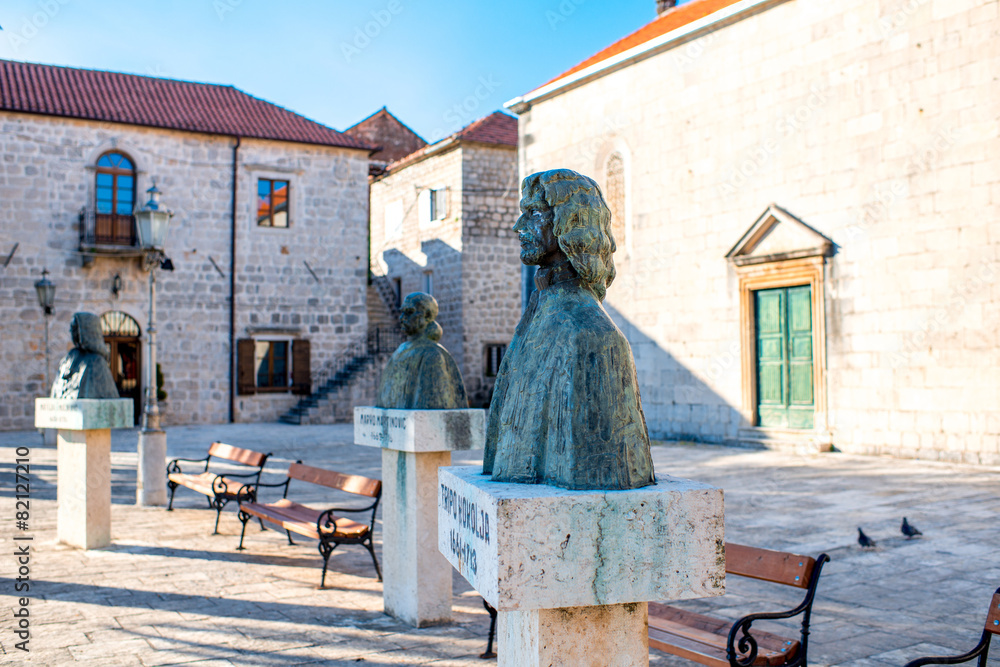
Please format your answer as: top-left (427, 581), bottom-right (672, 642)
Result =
top-left (455, 111), bottom-right (518, 146)
top-left (0, 59), bottom-right (374, 150)
top-left (536, 0), bottom-right (743, 91)
top-left (344, 107), bottom-right (427, 165)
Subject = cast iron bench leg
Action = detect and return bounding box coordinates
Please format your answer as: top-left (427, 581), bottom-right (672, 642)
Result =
top-left (481, 599), bottom-right (497, 659)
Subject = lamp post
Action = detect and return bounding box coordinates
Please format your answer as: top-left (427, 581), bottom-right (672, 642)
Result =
top-left (34, 268), bottom-right (56, 392)
top-left (134, 182), bottom-right (172, 507)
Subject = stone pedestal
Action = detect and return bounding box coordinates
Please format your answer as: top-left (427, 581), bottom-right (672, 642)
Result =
top-left (438, 466), bottom-right (725, 666)
top-left (35, 399), bottom-right (133, 549)
top-left (354, 407), bottom-right (486, 627)
top-left (137, 429), bottom-right (168, 506)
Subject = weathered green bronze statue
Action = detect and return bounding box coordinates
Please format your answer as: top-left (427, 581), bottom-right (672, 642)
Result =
top-left (375, 292), bottom-right (469, 410)
top-left (50, 312), bottom-right (120, 399)
top-left (483, 169), bottom-right (655, 490)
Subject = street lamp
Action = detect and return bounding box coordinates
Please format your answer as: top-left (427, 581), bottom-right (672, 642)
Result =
top-left (134, 181), bottom-right (173, 507)
top-left (34, 268), bottom-right (56, 392)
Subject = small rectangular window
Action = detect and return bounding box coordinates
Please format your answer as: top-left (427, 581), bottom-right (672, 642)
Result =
top-left (392, 277), bottom-right (402, 307)
top-left (257, 179), bottom-right (290, 228)
top-left (484, 343), bottom-right (507, 378)
top-left (423, 271), bottom-right (433, 295)
top-left (430, 188), bottom-right (447, 221)
top-left (254, 340), bottom-right (289, 388)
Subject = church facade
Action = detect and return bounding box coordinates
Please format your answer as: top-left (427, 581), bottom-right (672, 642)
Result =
top-left (0, 59), bottom-right (373, 429)
top-left (506, 0), bottom-right (999, 463)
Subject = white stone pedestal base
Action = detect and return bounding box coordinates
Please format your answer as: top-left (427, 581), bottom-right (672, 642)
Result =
top-left (56, 428), bottom-right (112, 549)
top-left (137, 429), bottom-right (167, 507)
top-left (382, 449), bottom-right (453, 626)
top-left (36, 399), bottom-right (133, 550)
top-left (499, 603), bottom-right (648, 667)
top-left (438, 466), bottom-right (725, 666)
top-left (355, 407), bottom-right (486, 627)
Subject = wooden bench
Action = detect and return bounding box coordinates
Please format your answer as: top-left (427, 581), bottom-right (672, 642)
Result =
top-left (166, 442), bottom-right (270, 534)
top-left (904, 586), bottom-right (1000, 667)
top-left (236, 462), bottom-right (382, 587)
top-left (649, 543), bottom-right (830, 667)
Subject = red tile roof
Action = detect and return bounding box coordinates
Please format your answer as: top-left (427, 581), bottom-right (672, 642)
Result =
top-left (344, 107), bottom-right (427, 166)
top-left (455, 111), bottom-right (518, 146)
top-left (0, 59), bottom-right (374, 150)
top-left (535, 0), bottom-right (743, 92)
top-left (380, 111), bottom-right (517, 176)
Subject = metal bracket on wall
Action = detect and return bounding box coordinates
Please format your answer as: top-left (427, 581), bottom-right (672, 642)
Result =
top-left (303, 260), bottom-right (320, 284)
top-left (208, 255), bottom-right (226, 278)
top-left (3, 243), bottom-right (18, 268)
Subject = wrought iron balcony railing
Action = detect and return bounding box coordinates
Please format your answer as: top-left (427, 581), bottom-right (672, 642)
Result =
top-left (79, 207), bottom-right (140, 253)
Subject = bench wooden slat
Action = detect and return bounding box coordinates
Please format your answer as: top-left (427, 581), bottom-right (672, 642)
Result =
top-left (648, 604), bottom-right (800, 666)
top-left (986, 590), bottom-right (1000, 635)
top-left (167, 472), bottom-right (253, 499)
top-left (726, 543), bottom-right (815, 589)
top-left (649, 625), bottom-right (729, 667)
top-left (288, 462), bottom-right (381, 498)
top-left (241, 500), bottom-right (369, 540)
top-left (208, 441), bottom-right (268, 467)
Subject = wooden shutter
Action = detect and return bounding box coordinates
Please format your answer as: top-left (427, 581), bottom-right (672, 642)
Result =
top-left (292, 339), bottom-right (311, 395)
top-left (237, 338), bottom-right (256, 395)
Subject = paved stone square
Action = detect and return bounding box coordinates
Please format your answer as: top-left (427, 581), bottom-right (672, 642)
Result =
top-left (0, 423), bottom-right (998, 666)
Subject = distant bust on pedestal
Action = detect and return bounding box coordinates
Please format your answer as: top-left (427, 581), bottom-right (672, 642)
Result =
top-left (483, 169), bottom-right (655, 491)
top-left (375, 292), bottom-right (468, 410)
top-left (50, 312), bottom-right (120, 400)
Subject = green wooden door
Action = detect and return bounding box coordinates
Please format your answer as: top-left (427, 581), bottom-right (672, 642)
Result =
top-left (755, 285), bottom-right (814, 429)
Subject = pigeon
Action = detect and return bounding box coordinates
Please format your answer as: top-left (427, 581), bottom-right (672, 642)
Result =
top-left (901, 517), bottom-right (922, 539)
top-left (857, 527), bottom-right (876, 548)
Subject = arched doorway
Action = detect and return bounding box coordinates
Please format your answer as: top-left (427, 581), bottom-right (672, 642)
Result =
top-left (101, 311), bottom-right (142, 425)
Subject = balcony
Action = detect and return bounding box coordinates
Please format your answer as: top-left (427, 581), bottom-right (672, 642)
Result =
top-left (79, 207), bottom-right (142, 263)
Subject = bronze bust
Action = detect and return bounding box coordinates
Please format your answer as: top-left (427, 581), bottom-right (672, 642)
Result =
top-left (482, 169), bottom-right (655, 490)
top-left (375, 292), bottom-right (468, 410)
top-left (50, 312), bottom-right (120, 400)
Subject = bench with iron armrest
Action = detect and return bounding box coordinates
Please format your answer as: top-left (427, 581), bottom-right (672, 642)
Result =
top-left (236, 462), bottom-right (382, 587)
top-left (903, 587), bottom-right (1000, 667)
top-left (649, 543), bottom-right (830, 667)
top-left (166, 442), bottom-right (271, 534)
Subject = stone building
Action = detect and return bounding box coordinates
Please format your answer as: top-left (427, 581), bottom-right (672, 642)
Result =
top-left (506, 0), bottom-right (1000, 463)
top-left (0, 59), bottom-right (374, 430)
top-left (369, 111), bottom-right (522, 406)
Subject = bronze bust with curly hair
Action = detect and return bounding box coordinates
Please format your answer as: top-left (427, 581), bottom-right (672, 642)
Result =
top-left (483, 169), bottom-right (655, 490)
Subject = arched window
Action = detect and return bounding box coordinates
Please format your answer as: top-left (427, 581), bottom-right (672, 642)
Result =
top-left (605, 153), bottom-right (626, 253)
top-left (95, 152), bottom-right (136, 245)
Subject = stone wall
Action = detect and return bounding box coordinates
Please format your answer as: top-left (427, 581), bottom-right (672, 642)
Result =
top-left (370, 148), bottom-right (464, 365)
top-left (0, 112), bottom-right (369, 429)
top-left (460, 144), bottom-right (521, 406)
top-left (515, 0), bottom-right (1000, 463)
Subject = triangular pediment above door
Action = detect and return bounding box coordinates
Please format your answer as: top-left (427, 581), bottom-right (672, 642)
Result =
top-left (725, 204), bottom-right (834, 266)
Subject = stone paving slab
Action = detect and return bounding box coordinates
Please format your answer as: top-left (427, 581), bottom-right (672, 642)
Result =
top-left (0, 424), bottom-right (997, 666)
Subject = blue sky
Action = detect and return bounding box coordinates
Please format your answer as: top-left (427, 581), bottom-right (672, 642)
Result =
top-left (0, 1), bottom-right (689, 143)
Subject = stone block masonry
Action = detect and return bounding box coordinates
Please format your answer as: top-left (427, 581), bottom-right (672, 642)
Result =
top-left (370, 141), bottom-right (521, 408)
top-left (513, 0), bottom-right (1000, 464)
top-left (0, 113), bottom-right (370, 428)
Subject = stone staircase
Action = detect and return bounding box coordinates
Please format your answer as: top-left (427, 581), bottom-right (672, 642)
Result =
top-left (279, 276), bottom-right (405, 425)
top-left (278, 326), bottom-right (405, 425)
